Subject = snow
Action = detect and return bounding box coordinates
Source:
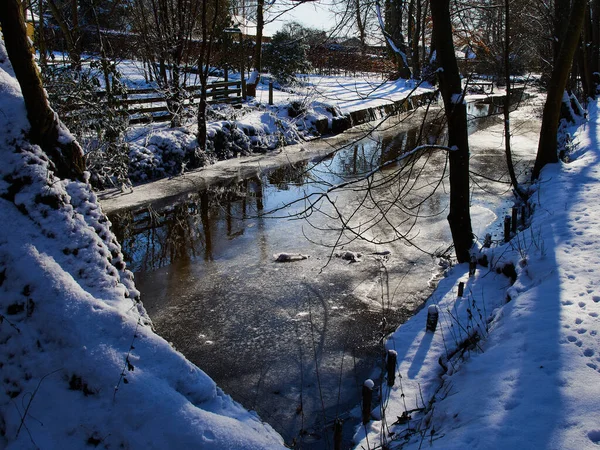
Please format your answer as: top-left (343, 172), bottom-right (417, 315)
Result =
top-left (8, 42), bottom-right (599, 449)
top-left (0, 42), bottom-right (284, 449)
top-left (353, 100), bottom-right (600, 448)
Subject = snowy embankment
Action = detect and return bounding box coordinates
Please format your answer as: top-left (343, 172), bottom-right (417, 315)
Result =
top-left (354, 103), bottom-right (600, 448)
top-left (123, 69), bottom-right (433, 184)
top-left (0, 46), bottom-right (284, 448)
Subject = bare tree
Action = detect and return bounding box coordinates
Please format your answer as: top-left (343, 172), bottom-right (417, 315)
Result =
top-left (45, 0), bottom-right (83, 70)
top-left (430, 0), bottom-right (473, 262)
top-left (533, 0), bottom-right (587, 179)
top-left (383, 0), bottom-right (412, 78)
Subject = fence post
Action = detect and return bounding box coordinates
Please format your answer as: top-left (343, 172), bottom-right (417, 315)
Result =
top-left (362, 380), bottom-right (374, 425)
top-left (469, 255), bottom-right (477, 277)
top-left (242, 79), bottom-right (247, 100)
top-left (504, 215), bottom-right (511, 242)
top-left (426, 305), bottom-right (438, 332)
top-left (269, 81), bottom-right (273, 105)
top-left (333, 418), bottom-right (343, 450)
top-left (512, 207), bottom-right (518, 233)
top-left (386, 350), bottom-right (397, 386)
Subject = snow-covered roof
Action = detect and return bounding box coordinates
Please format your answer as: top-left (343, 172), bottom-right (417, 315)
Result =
top-left (231, 14), bottom-right (271, 38)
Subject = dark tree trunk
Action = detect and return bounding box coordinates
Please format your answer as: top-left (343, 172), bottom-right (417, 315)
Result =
top-left (430, 0), bottom-right (473, 263)
top-left (408, 0), bottom-right (415, 70)
top-left (533, 0), bottom-right (587, 180)
top-left (0, 0), bottom-right (85, 181)
top-left (37, 0), bottom-right (48, 67)
top-left (592, 0), bottom-right (600, 95)
top-left (196, 0), bottom-right (220, 156)
top-left (554, 0), bottom-right (571, 65)
top-left (385, 0), bottom-right (411, 78)
top-left (412, 0), bottom-right (422, 78)
top-left (255, 0), bottom-right (264, 72)
top-left (356, 0), bottom-right (367, 55)
top-left (46, 0), bottom-right (81, 70)
top-left (503, 0), bottom-right (524, 199)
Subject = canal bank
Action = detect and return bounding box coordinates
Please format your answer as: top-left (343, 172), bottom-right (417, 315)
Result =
top-left (99, 90), bottom-right (439, 214)
top-left (103, 92), bottom-right (543, 448)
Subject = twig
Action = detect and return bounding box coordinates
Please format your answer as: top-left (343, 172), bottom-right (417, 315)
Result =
top-left (16, 368), bottom-right (62, 438)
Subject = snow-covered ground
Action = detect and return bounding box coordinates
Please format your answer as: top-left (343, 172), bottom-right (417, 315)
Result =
top-left (353, 102), bottom-right (600, 448)
top-left (108, 58), bottom-right (431, 114)
top-left (79, 58), bottom-right (435, 185)
top-left (9, 50), bottom-right (599, 449)
top-left (1, 44), bottom-right (285, 449)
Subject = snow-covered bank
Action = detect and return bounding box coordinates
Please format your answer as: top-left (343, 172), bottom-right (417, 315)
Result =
top-left (117, 66), bottom-right (434, 185)
top-left (354, 102), bottom-right (600, 449)
top-left (0, 44), bottom-right (285, 449)
top-left (98, 105), bottom-right (437, 214)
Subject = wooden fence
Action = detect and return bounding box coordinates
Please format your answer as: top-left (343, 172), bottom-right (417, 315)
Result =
top-left (92, 80), bottom-right (243, 124)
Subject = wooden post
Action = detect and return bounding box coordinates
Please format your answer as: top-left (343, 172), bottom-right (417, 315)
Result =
top-left (333, 419), bottom-right (343, 450)
top-left (469, 255), bottom-right (477, 277)
top-left (458, 281), bottom-right (465, 297)
top-left (386, 350), bottom-right (397, 386)
top-left (268, 81), bottom-right (273, 105)
top-left (362, 380), bottom-right (374, 425)
top-left (512, 207), bottom-right (518, 233)
top-left (483, 233), bottom-right (492, 248)
top-left (224, 68), bottom-right (228, 82)
top-left (426, 305), bottom-right (439, 332)
top-left (504, 215), bottom-right (511, 242)
top-left (521, 205), bottom-right (527, 227)
top-left (242, 79), bottom-right (247, 100)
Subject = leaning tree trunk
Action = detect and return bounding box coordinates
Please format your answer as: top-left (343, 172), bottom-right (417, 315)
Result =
top-left (533, 0), bottom-right (587, 180)
top-left (430, 0), bottom-right (473, 263)
top-left (0, 0), bottom-right (85, 181)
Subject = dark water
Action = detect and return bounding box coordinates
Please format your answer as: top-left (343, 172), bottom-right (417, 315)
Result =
top-left (109, 100), bottom-right (526, 448)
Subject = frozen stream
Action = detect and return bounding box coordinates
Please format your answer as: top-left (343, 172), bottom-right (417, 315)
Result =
top-left (108, 100), bottom-right (539, 448)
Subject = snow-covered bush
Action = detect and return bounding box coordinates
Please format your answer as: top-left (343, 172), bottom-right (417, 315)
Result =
top-left (207, 121), bottom-right (253, 160)
top-left (129, 128), bottom-right (206, 181)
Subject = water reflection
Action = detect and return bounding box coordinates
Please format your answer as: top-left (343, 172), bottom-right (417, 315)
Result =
top-left (109, 99), bottom-right (523, 448)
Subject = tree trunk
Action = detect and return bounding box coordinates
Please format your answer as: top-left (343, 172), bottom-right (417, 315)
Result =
top-left (533, 0), bottom-right (587, 180)
top-left (412, 0), bottom-right (422, 79)
top-left (385, 0), bottom-right (411, 78)
top-left (37, 0), bottom-right (48, 67)
top-left (255, 0), bottom-right (264, 72)
top-left (46, 0), bottom-right (81, 70)
top-left (0, 0), bottom-right (85, 181)
top-left (356, 0), bottom-right (367, 55)
top-left (430, 0), bottom-right (473, 263)
top-left (554, 0), bottom-right (571, 65)
top-left (197, 0), bottom-right (220, 157)
top-left (408, 0), bottom-right (415, 69)
top-left (592, 0), bottom-right (600, 95)
top-left (503, 0), bottom-right (524, 199)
